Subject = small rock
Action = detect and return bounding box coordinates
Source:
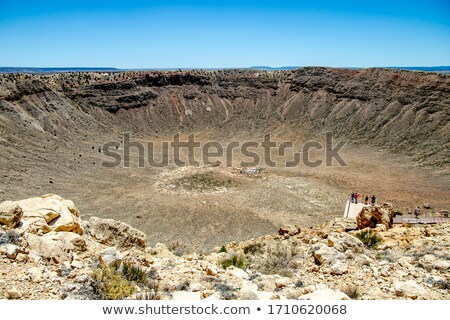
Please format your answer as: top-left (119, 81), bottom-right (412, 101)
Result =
top-left (278, 225), bottom-right (301, 236)
top-left (206, 265), bottom-right (218, 276)
top-left (394, 280), bottom-right (427, 299)
top-left (330, 261), bottom-right (348, 275)
top-left (199, 261), bottom-right (218, 276)
top-left (226, 266), bottom-right (249, 279)
top-left (393, 270), bottom-right (408, 278)
top-left (299, 288), bottom-right (350, 300)
top-left (275, 277), bottom-right (293, 288)
top-left (48, 271), bottom-right (59, 282)
top-left (380, 266), bottom-right (390, 277)
top-left (316, 283), bottom-right (329, 290)
top-left (100, 247), bottom-right (122, 265)
top-left (71, 260), bottom-right (83, 269)
top-left (148, 243), bottom-right (176, 259)
top-left (58, 261), bottom-right (72, 277)
top-left (28, 251), bottom-right (42, 263)
top-left (431, 260), bottom-right (450, 271)
top-left (302, 285), bottom-right (316, 294)
top-left (376, 240), bottom-right (397, 250)
top-left (239, 291), bottom-right (259, 300)
top-left (398, 257), bottom-right (414, 269)
top-left (15, 252), bottom-right (28, 262)
top-left (0, 243), bottom-right (19, 259)
top-left (5, 286), bottom-right (21, 299)
top-left (241, 280), bottom-right (258, 292)
top-left (190, 283), bottom-right (203, 292)
top-left (311, 243), bottom-right (344, 265)
top-left (203, 292), bottom-right (221, 300)
top-left (172, 291), bottom-right (202, 300)
top-left (74, 274), bottom-right (89, 283)
top-left (27, 267), bottom-right (43, 283)
top-left (0, 201), bottom-right (23, 228)
top-left (61, 283), bottom-right (77, 293)
top-left (425, 275), bottom-right (445, 286)
top-left (254, 291), bottom-right (273, 300)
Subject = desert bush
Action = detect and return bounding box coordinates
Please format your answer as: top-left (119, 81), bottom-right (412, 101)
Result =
top-left (253, 243), bottom-right (298, 277)
top-left (203, 275), bottom-right (218, 283)
top-left (393, 209), bottom-right (404, 216)
top-left (176, 279), bottom-right (190, 291)
top-left (294, 280), bottom-right (304, 288)
top-left (120, 261), bottom-right (148, 286)
top-left (248, 273), bottom-right (259, 281)
top-left (91, 261), bottom-right (150, 299)
top-left (147, 268), bottom-right (158, 280)
top-left (243, 242), bottom-right (264, 255)
top-left (219, 253), bottom-right (249, 269)
top-left (136, 280), bottom-right (160, 300)
top-left (219, 245), bottom-right (227, 253)
top-left (91, 265), bottom-right (135, 300)
top-left (417, 262), bottom-right (433, 272)
top-left (341, 285), bottom-right (360, 299)
top-left (136, 290), bottom-right (160, 300)
top-left (167, 241), bottom-right (191, 256)
top-left (355, 229), bottom-right (382, 248)
top-left (214, 282), bottom-right (237, 300)
top-left (0, 230), bottom-right (20, 245)
top-left (435, 280), bottom-right (450, 290)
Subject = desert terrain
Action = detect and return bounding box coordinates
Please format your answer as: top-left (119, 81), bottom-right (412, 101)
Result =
top-left (0, 67), bottom-right (449, 251)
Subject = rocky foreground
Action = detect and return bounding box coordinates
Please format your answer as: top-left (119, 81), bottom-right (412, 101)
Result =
top-left (0, 195), bottom-right (449, 300)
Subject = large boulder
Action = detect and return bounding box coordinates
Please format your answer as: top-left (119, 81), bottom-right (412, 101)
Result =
top-left (15, 194), bottom-right (83, 235)
top-left (84, 216), bottom-right (146, 250)
top-left (356, 205), bottom-right (393, 230)
top-left (0, 201), bottom-right (23, 228)
top-left (25, 231), bottom-right (87, 263)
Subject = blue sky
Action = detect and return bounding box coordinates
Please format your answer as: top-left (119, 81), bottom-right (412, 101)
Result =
top-left (0, 0), bottom-right (449, 68)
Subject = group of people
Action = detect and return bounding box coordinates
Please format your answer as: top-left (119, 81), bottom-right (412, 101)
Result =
top-left (350, 193), bottom-right (376, 206)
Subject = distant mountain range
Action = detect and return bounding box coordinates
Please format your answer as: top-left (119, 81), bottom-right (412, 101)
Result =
top-left (249, 66), bottom-right (450, 72)
top-left (0, 67), bottom-right (119, 73)
top-left (1, 66), bottom-right (449, 73)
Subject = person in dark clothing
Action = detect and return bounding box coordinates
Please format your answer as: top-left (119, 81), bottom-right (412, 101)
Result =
top-left (371, 195), bottom-right (376, 206)
top-left (414, 206), bottom-right (420, 219)
top-left (351, 193), bottom-right (355, 203)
